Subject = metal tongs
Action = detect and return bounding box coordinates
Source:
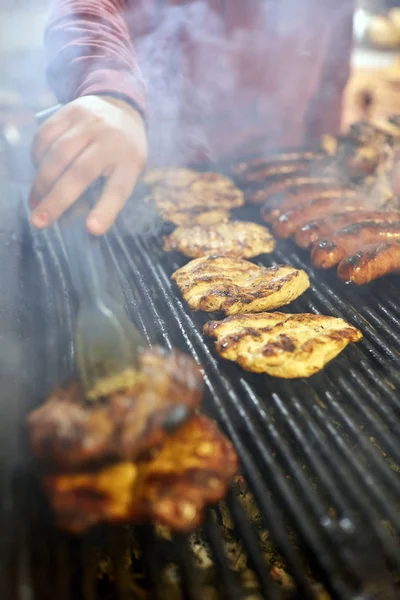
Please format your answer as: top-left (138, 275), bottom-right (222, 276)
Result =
top-left (35, 105), bottom-right (144, 396)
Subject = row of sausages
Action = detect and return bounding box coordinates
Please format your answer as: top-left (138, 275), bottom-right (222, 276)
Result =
top-left (258, 178), bottom-right (400, 285)
top-left (231, 118), bottom-right (400, 285)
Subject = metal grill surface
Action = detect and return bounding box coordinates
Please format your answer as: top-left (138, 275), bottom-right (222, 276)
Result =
top-left (1, 192), bottom-right (400, 600)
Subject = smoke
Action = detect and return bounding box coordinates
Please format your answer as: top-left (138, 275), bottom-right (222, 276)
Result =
top-left (127, 0), bottom-right (355, 166)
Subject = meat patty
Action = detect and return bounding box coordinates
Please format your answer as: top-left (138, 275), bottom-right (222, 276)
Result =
top-left (27, 348), bottom-right (203, 470)
top-left (203, 312), bottom-right (362, 378)
top-left (337, 243), bottom-right (400, 285)
top-left (295, 210), bottom-right (400, 248)
top-left (311, 221), bottom-right (400, 269)
top-left (163, 220), bottom-right (275, 259)
top-left (171, 256), bottom-right (310, 315)
top-left (271, 195), bottom-right (368, 239)
top-left (42, 415), bottom-right (238, 534)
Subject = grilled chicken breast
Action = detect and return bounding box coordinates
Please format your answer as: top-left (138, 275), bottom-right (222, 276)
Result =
top-left (172, 257), bottom-right (310, 315)
top-left (148, 171), bottom-right (244, 219)
top-left (203, 313), bottom-right (362, 378)
top-left (160, 208), bottom-right (231, 227)
top-left (163, 221), bottom-right (275, 259)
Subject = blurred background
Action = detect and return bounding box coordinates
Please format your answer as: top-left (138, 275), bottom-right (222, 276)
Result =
top-left (0, 0), bottom-right (399, 155)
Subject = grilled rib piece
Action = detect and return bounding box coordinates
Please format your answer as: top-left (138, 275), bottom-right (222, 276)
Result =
top-left (27, 348), bottom-right (203, 469)
top-left (337, 243), bottom-right (400, 285)
top-left (271, 195), bottom-right (368, 239)
top-left (311, 221), bottom-right (400, 269)
top-left (260, 185), bottom-right (357, 222)
top-left (246, 177), bottom-right (340, 205)
top-left (150, 171), bottom-right (244, 219)
top-left (42, 415), bottom-right (238, 534)
top-left (203, 312), bottom-right (362, 378)
top-left (163, 221), bottom-right (275, 259)
top-left (172, 257), bottom-right (310, 316)
top-left (295, 210), bottom-right (400, 248)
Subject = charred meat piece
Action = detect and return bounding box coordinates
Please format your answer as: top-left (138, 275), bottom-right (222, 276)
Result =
top-left (271, 195), bottom-right (369, 239)
top-left (150, 171), bottom-right (244, 219)
top-left (204, 312), bottom-right (362, 379)
top-left (311, 221), bottom-right (400, 269)
top-left (295, 210), bottom-right (400, 248)
top-left (43, 415), bottom-right (238, 534)
top-left (27, 348), bottom-right (203, 470)
top-left (246, 177), bottom-right (340, 205)
top-left (172, 256), bottom-right (310, 316)
top-left (163, 221), bottom-right (275, 259)
top-left (260, 185), bottom-right (357, 222)
top-left (337, 243), bottom-right (400, 285)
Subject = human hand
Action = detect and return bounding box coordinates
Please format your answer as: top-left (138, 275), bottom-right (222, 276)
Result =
top-left (30, 95), bottom-right (147, 235)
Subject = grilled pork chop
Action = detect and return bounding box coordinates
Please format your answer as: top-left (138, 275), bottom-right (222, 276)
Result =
top-left (204, 313), bottom-right (362, 378)
top-left (42, 415), bottom-right (238, 534)
top-left (163, 221), bottom-right (275, 259)
top-left (172, 257), bottom-right (310, 315)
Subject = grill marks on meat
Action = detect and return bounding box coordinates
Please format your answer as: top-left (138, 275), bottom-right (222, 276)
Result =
top-left (27, 348), bottom-right (203, 470)
top-left (42, 415), bottom-right (238, 535)
top-left (163, 221), bottom-right (275, 259)
top-left (337, 243), bottom-right (400, 285)
top-left (260, 186), bottom-right (357, 222)
top-left (144, 169), bottom-right (243, 224)
top-left (271, 195), bottom-right (368, 239)
top-left (295, 210), bottom-right (400, 248)
top-left (172, 257), bottom-right (310, 316)
top-left (162, 208), bottom-right (231, 227)
top-left (311, 221), bottom-right (400, 269)
top-left (203, 313), bottom-right (362, 379)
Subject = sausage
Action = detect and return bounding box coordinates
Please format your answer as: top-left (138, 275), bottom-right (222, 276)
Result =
top-left (233, 151), bottom-right (327, 179)
top-left (235, 161), bottom-right (310, 185)
top-left (311, 221), bottom-right (400, 269)
top-left (295, 210), bottom-right (400, 248)
top-left (272, 195), bottom-right (367, 239)
top-left (246, 176), bottom-right (339, 205)
top-left (260, 185), bottom-right (357, 223)
top-left (337, 243), bottom-right (400, 285)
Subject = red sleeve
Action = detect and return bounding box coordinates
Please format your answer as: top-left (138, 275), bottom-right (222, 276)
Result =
top-left (44, 0), bottom-right (146, 117)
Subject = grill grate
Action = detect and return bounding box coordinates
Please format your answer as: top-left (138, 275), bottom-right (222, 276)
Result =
top-left (1, 190), bottom-right (400, 600)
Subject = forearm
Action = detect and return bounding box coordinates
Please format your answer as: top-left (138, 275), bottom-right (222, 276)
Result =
top-left (45, 0), bottom-right (146, 117)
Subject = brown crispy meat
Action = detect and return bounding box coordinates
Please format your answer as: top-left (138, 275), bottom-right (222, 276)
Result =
top-left (43, 415), bottom-right (238, 534)
top-left (171, 256), bottom-right (310, 315)
top-left (163, 220), bottom-right (275, 259)
top-left (27, 348), bottom-right (203, 470)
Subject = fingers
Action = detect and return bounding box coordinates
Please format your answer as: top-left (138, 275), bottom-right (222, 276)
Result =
top-left (30, 124), bottom-right (95, 207)
top-left (86, 165), bottom-right (139, 235)
top-left (31, 144), bottom-right (105, 228)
